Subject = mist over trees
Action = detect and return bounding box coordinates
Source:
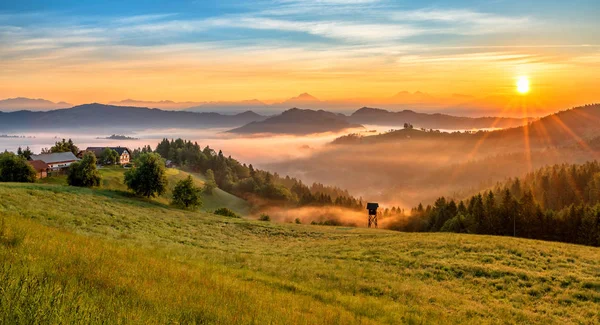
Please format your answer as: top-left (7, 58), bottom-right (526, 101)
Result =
top-left (393, 161), bottom-right (600, 247)
top-left (147, 138), bottom-right (365, 209)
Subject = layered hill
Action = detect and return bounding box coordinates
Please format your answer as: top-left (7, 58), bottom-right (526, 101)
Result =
top-left (348, 107), bottom-right (532, 129)
top-left (0, 103), bottom-right (266, 131)
top-left (1, 179), bottom-right (599, 324)
top-left (337, 104), bottom-right (600, 150)
top-left (228, 108), bottom-right (363, 135)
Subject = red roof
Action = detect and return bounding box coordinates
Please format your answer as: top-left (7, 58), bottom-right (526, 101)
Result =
top-left (28, 160), bottom-right (48, 172)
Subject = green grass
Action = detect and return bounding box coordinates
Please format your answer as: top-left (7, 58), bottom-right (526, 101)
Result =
top-left (1, 182), bottom-right (600, 324)
top-left (39, 166), bottom-right (251, 215)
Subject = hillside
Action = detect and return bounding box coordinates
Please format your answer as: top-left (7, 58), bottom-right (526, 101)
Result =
top-left (40, 167), bottom-right (251, 216)
top-left (348, 107), bottom-right (532, 129)
top-left (0, 181), bottom-right (599, 324)
top-left (228, 108), bottom-right (363, 135)
top-left (0, 103), bottom-right (266, 132)
top-left (338, 104), bottom-right (600, 149)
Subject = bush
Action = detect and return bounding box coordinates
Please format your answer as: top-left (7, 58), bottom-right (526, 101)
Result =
top-left (0, 152), bottom-right (36, 183)
top-left (124, 153), bottom-right (168, 198)
top-left (67, 152), bottom-right (101, 187)
top-left (258, 214), bottom-right (271, 222)
top-left (213, 208), bottom-right (239, 218)
top-left (295, 218), bottom-right (301, 224)
top-left (171, 175), bottom-right (203, 210)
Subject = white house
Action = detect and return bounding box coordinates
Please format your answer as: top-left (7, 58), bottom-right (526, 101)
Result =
top-left (30, 152), bottom-right (79, 174)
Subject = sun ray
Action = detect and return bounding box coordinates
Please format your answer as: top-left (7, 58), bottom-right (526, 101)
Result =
top-left (550, 114), bottom-right (598, 159)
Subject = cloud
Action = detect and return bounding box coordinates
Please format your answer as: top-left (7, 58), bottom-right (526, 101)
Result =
top-left (208, 17), bottom-right (424, 42)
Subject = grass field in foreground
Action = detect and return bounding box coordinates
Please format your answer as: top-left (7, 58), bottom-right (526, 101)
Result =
top-left (1, 182), bottom-right (600, 324)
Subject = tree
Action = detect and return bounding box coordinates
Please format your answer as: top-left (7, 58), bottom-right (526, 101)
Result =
top-left (17, 146), bottom-right (33, 160)
top-left (171, 175), bottom-right (203, 209)
top-left (100, 147), bottom-right (119, 165)
top-left (124, 153), bottom-right (168, 198)
top-left (50, 138), bottom-right (79, 155)
top-left (0, 152), bottom-right (36, 182)
top-left (203, 169), bottom-right (217, 194)
top-left (67, 152), bottom-right (101, 187)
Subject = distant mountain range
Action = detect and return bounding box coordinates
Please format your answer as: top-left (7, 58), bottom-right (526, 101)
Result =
top-left (227, 108), bottom-right (363, 135)
top-left (0, 101), bottom-right (537, 135)
top-left (1, 92), bottom-right (566, 117)
top-left (0, 97), bottom-right (72, 112)
top-left (227, 106), bottom-right (531, 135)
top-left (108, 99), bottom-right (202, 110)
top-left (333, 104), bottom-right (600, 150)
top-left (348, 107), bottom-right (533, 129)
top-left (0, 103), bottom-right (266, 132)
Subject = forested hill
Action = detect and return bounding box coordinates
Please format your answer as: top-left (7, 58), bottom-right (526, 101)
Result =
top-left (136, 138), bottom-right (365, 211)
top-left (228, 108), bottom-right (363, 135)
top-left (348, 107), bottom-right (532, 129)
top-left (0, 103), bottom-right (266, 131)
top-left (335, 104), bottom-right (600, 150)
top-left (393, 161), bottom-right (600, 247)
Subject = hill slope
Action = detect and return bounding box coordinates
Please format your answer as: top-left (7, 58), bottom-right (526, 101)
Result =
top-left (228, 108), bottom-right (363, 135)
top-left (348, 107), bottom-right (531, 129)
top-left (40, 167), bottom-right (251, 216)
top-left (339, 104), bottom-right (600, 150)
top-left (1, 182), bottom-right (599, 324)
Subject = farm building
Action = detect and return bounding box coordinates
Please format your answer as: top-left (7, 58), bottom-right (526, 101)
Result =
top-left (30, 152), bottom-right (79, 176)
top-left (28, 160), bottom-right (49, 179)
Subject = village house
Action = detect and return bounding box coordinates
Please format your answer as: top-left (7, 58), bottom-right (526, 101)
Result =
top-left (28, 160), bottom-right (49, 179)
top-left (82, 146), bottom-right (131, 164)
top-left (30, 152), bottom-right (79, 176)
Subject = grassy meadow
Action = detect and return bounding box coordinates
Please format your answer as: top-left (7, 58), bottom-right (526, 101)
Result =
top-left (39, 166), bottom-right (251, 215)
top-left (1, 177), bottom-right (600, 324)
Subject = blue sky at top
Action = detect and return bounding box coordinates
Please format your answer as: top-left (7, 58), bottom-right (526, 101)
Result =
top-left (0, 0), bottom-right (598, 107)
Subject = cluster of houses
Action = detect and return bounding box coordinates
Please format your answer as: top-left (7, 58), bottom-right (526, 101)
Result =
top-left (27, 146), bottom-right (131, 179)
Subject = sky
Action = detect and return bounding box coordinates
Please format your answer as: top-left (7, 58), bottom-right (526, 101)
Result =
top-left (0, 0), bottom-right (599, 115)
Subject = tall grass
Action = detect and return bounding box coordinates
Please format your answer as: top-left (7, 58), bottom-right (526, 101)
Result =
top-left (1, 182), bottom-right (600, 324)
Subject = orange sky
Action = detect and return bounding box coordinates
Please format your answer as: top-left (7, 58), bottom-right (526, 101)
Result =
top-left (1, 1), bottom-right (599, 117)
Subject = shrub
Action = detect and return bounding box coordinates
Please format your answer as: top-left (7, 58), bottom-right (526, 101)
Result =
top-left (213, 208), bottom-right (239, 218)
top-left (0, 152), bottom-right (36, 183)
top-left (124, 153), bottom-right (168, 198)
top-left (171, 175), bottom-right (203, 210)
top-left (67, 152), bottom-right (101, 187)
top-left (258, 214), bottom-right (271, 222)
top-left (295, 218), bottom-right (301, 224)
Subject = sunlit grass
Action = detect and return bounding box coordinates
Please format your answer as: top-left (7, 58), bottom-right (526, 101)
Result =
top-left (1, 182), bottom-right (600, 324)
top-left (39, 166), bottom-right (250, 215)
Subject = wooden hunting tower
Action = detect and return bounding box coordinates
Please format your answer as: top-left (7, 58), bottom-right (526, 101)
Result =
top-left (366, 202), bottom-right (379, 228)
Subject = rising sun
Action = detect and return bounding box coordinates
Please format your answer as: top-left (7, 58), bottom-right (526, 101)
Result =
top-left (516, 76), bottom-right (530, 94)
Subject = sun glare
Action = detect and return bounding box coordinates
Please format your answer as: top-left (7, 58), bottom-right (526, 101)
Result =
top-left (516, 76), bottom-right (530, 94)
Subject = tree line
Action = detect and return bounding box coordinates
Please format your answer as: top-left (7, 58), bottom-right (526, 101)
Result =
top-left (135, 138), bottom-right (365, 210)
top-left (390, 161), bottom-right (600, 247)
